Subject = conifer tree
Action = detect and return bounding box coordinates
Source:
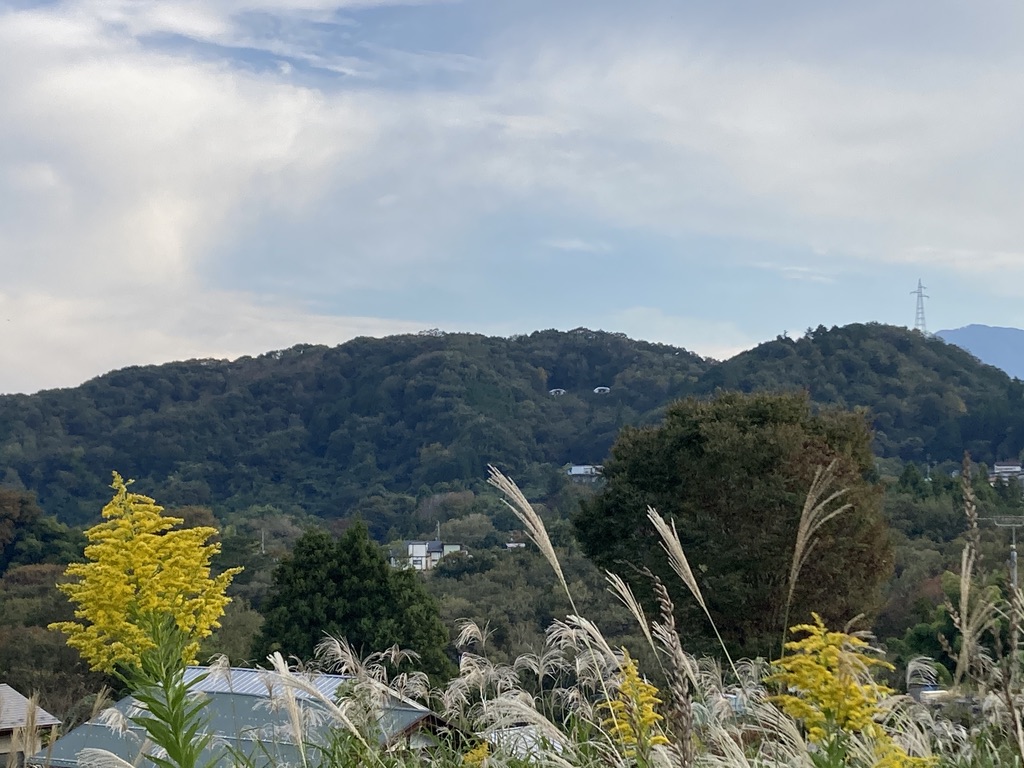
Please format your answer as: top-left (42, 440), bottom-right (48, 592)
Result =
top-left (254, 522), bottom-right (453, 680)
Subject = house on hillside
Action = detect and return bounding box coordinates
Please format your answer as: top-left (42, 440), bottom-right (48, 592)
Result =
top-left (990, 461), bottom-right (1024, 488)
top-left (392, 540), bottom-right (463, 571)
top-left (566, 464), bottom-right (603, 484)
top-left (0, 684), bottom-right (60, 766)
top-left (30, 667), bottom-right (453, 768)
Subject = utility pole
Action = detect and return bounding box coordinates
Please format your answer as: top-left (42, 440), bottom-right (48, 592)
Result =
top-left (911, 279), bottom-right (930, 335)
top-left (981, 516), bottom-right (1024, 590)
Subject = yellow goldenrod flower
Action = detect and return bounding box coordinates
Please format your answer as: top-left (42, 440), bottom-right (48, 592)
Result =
top-left (600, 649), bottom-right (670, 758)
top-left (770, 614), bottom-right (935, 767)
top-left (770, 613), bottom-right (893, 741)
top-left (463, 741), bottom-right (490, 766)
top-left (50, 473), bottom-right (241, 672)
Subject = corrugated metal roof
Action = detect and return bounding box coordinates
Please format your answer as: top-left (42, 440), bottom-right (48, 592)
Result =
top-left (182, 666), bottom-right (351, 700)
top-left (29, 667), bottom-right (438, 768)
top-left (0, 684), bottom-right (61, 731)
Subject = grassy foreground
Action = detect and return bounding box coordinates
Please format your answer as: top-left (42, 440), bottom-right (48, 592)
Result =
top-left (26, 464), bottom-right (1024, 768)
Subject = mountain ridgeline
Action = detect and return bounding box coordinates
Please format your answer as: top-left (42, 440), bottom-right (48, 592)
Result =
top-left (0, 330), bottom-right (708, 527)
top-left (1, 323), bottom-right (1022, 528)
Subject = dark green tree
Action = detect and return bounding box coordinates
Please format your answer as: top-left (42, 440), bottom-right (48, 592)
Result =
top-left (0, 488), bottom-right (84, 575)
top-left (253, 523), bottom-right (453, 681)
top-left (574, 391), bottom-right (893, 659)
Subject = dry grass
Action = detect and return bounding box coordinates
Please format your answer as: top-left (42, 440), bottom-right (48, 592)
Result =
top-left (69, 463), bottom-right (1024, 768)
top-left (782, 460), bottom-right (852, 655)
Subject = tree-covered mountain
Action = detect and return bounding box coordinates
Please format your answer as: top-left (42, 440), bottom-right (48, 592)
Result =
top-left (2, 322), bottom-right (1024, 530)
top-left (696, 323), bottom-right (1024, 464)
top-left (936, 324), bottom-right (1024, 381)
top-left (0, 329), bottom-right (708, 528)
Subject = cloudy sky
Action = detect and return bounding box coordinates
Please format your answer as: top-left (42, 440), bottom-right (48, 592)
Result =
top-left (3, 0), bottom-right (1024, 394)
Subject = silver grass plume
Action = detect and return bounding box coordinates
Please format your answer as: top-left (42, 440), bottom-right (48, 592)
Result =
top-left (875, 695), bottom-right (936, 760)
top-left (647, 506), bottom-right (738, 679)
top-left (782, 460), bottom-right (852, 655)
top-left (75, 749), bottom-right (137, 768)
top-left (455, 619), bottom-right (493, 651)
top-left (642, 570), bottom-right (694, 768)
top-left (487, 466), bottom-right (572, 610)
top-left (605, 571), bottom-right (657, 657)
top-left (948, 545), bottom-right (998, 686)
top-left (905, 657), bottom-right (939, 690)
top-left (7, 693), bottom-right (39, 768)
top-left (95, 706), bottom-right (132, 737)
top-left (514, 648), bottom-right (570, 682)
top-left (264, 651), bottom-right (381, 765)
top-left (488, 465), bottom-right (617, 707)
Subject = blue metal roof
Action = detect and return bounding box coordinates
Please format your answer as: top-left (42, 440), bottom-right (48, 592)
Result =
top-left (30, 667), bottom-right (438, 768)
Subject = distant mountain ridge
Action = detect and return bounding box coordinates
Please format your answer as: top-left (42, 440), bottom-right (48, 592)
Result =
top-left (2, 323), bottom-right (1024, 528)
top-left (936, 324), bottom-right (1024, 380)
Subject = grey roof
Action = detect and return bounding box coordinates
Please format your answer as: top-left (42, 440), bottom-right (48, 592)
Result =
top-left (0, 684), bottom-right (61, 732)
top-left (30, 667), bottom-right (441, 768)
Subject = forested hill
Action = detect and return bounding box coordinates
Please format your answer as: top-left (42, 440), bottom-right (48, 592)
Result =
top-left (3, 322), bottom-right (1024, 528)
top-left (696, 323), bottom-right (1024, 462)
top-left (0, 330), bottom-right (708, 525)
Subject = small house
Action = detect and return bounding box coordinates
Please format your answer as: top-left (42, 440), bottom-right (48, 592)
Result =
top-left (395, 540), bottom-right (463, 571)
top-left (1, 684), bottom-right (60, 766)
top-left (566, 465), bottom-right (603, 484)
top-left (990, 461), bottom-right (1024, 488)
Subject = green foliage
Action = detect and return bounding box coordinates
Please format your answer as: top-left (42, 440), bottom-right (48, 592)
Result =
top-left (0, 330), bottom-right (707, 527)
top-left (254, 522), bottom-right (454, 681)
top-left (575, 391), bottom-right (893, 659)
top-left (698, 323), bottom-right (1024, 464)
top-left (0, 487), bottom-right (83, 574)
top-left (122, 618), bottom-right (221, 768)
top-left (0, 563), bottom-right (113, 724)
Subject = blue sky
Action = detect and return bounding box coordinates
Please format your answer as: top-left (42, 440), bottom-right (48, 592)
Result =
top-left (3, 0), bottom-right (1024, 393)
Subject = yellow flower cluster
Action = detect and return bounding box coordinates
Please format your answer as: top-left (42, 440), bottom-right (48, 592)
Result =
top-left (771, 614), bottom-right (935, 768)
top-left (50, 473), bottom-right (241, 672)
top-left (770, 613), bottom-right (893, 743)
top-left (462, 741), bottom-right (490, 766)
top-left (873, 737), bottom-right (937, 768)
top-left (600, 649), bottom-right (670, 757)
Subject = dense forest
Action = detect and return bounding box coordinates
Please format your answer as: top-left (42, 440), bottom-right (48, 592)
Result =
top-left (0, 329), bottom-right (708, 530)
top-left (4, 322), bottom-right (1024, 720)
top-left (1, 323), bottom-right (1023, 531)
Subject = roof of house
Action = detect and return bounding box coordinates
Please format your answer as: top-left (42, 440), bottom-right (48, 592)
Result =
top-left (30, 667), bottom-right (442, 768)
top-left (406, 540), bottom-right (445, 553)
top-left (0, 684), bottom-right (60, 733)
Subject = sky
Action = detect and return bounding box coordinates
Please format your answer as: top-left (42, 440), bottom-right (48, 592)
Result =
top-left (4, 0), bottom-right (1024, 394)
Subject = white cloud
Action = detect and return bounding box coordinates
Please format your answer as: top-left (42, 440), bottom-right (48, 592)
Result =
top-left (0, 288), bottom-right (424, 394)
top-left (541, 237), bottom-right (611, 253)
top-left (751, 262), bottom-right (837, 284)
top-left (608, 307), bottom-right (756, 361)
top-left (5, 0), bottom-right (1024, 392)
top-left (0, 4), bottom-right (379, 295)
